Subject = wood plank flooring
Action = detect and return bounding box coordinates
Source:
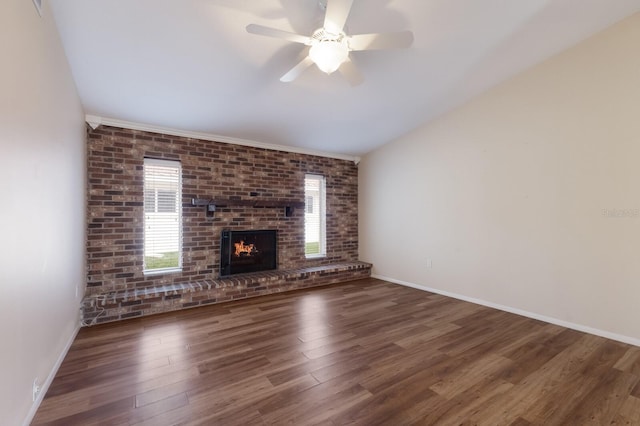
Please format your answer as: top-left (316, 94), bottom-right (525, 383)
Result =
top-left (33, 278), bottom-right (640, 425)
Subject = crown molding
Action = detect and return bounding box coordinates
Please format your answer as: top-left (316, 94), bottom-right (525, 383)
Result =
top-left (85, 115), bottom-right (360, 164)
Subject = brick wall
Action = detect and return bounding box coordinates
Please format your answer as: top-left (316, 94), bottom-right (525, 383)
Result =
top-left (86, 125), bottom-right (359, 296)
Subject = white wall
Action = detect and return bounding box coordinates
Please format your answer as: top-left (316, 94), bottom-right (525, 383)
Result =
top-left (0, 1), bottom-right (85, 424)
top-left (359, 13), bottom-right (640, 344)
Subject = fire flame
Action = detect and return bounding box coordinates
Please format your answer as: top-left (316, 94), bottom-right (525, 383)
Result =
top-left (234, 240), bottom-right (257, 257)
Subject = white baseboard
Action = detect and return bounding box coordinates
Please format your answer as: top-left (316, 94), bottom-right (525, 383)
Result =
top-left (23, 324), bottom-right (80, 426)
top-left (372, 274), bottom-right (640, 348)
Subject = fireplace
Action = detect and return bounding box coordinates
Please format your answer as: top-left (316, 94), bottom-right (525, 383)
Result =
top-left (220, 229), bottom-right (277, 276)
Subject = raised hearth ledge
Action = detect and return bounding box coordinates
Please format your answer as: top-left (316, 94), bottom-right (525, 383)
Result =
top-left (81, 261), bottom-right (372, 326)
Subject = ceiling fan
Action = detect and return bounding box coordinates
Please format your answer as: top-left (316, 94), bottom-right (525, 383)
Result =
top-left (246, 0), bottom-right (414, 86)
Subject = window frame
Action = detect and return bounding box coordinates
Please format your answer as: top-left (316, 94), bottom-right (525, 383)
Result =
top-left (143, 158), bottom-right (183, 275)
top-left (304, 173), bottom-right (327, 259)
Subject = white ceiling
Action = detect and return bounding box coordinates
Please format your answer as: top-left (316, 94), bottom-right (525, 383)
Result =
top-left (50, 0), bottom-right (640, 158)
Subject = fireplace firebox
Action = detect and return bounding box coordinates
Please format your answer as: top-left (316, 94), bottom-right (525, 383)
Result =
top-left (220, 230), bottom-right (277, 276)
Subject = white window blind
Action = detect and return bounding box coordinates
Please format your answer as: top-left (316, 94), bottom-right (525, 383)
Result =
top-left (304, 174), bottom-right (326, 258)
top-left (143, 158), bottom-right (182, 273)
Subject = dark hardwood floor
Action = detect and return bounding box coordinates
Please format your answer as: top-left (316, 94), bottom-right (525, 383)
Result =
top-left (33, 278), bottom-right (640, 425)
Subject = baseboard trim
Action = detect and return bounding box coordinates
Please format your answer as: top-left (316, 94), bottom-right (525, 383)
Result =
top-left (372, 274), bottom-right (640, 348)
top-left (23, 324), bottom-right (80, 426)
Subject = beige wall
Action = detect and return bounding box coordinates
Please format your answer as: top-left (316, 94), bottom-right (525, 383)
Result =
top-left (0, 1), bottom-right (85, 424)
top-left (359, 13), bottom-right (640, 344)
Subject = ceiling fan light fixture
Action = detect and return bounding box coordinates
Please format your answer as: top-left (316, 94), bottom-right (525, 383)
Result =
top-left (309, 39), bottom-right (349, 74)
top-left (246, 0), bottom-right (414, 84)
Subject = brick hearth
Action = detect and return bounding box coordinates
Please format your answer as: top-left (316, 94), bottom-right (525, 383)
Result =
top-left (82, 262), bottom-right (371, 325)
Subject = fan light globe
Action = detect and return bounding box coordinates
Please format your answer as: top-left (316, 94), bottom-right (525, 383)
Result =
top-left (309, 39), bottom-right (348, 74)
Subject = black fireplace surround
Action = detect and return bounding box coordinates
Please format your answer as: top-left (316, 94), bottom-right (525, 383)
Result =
top-left (220, 229), bottom-right (277, 276)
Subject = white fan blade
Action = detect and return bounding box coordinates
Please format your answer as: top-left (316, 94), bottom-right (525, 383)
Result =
top-left (246, 24), bottom-right (312, 45)
top-left (324, 0), bottom-right (354, 34)
top-left (348, 31), bottom-right (414, 51)
top-left (339, 57), bottom-right (364, 86)
top-left (280, 56), bottom-right (315, 82)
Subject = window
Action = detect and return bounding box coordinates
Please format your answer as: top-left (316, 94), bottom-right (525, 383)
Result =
top-left (144, 189), bottom-right (178, 213)
top-left (304, 174), bottom-right (326, 258)
top-left (143, 158), bottom-right (182, 273)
